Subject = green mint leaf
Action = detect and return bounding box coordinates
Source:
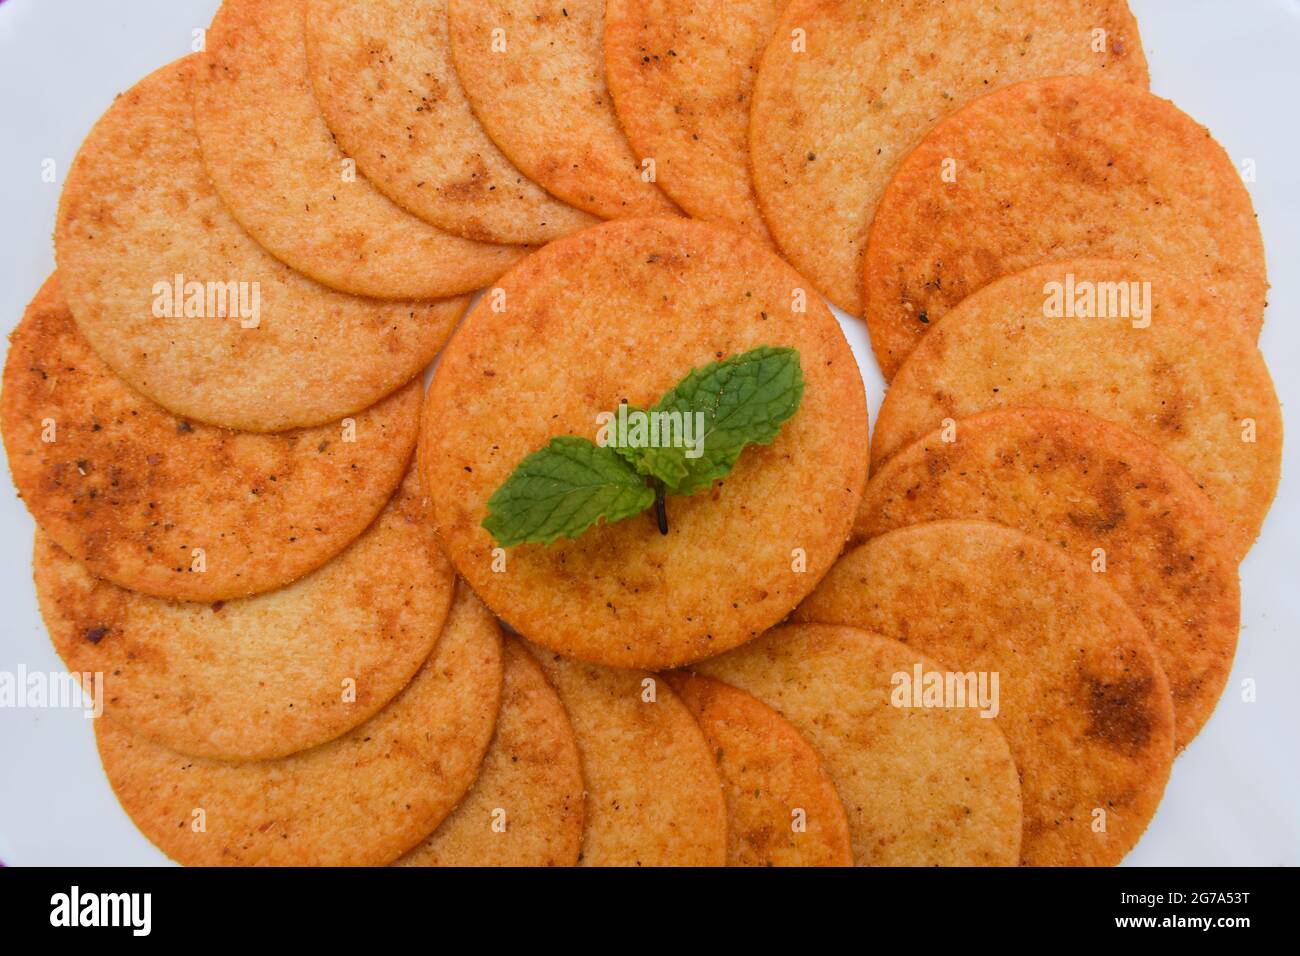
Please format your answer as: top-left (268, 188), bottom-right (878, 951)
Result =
top-left (482, 436), bottom-right (655, 547)
top-left (629, 440), bottom-right (691, 488)
top-left (604, 403), bottom-right (650, 470)
top-left (647, 346), bottom-right (804, 496)
top-left (605, 403), bottom-right (690, 487)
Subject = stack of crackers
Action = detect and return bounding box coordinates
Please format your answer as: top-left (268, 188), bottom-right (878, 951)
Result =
top-left (0, 0), bottom-right (1280, 867)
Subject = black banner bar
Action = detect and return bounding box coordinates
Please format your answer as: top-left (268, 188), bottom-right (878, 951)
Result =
top-left (0, 866), bottom-right (1282, 941)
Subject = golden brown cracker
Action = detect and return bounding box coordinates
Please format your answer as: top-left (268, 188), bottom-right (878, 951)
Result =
top-left (749, 0), bottom-right (1147, 314)
top-left (446, 0), bottom-right (678, 219)
top-left (663, 671), bottom-right (851, 867)
top-left (304, 0), bottom-right (595, 245)
top-left (36, 470), bottom-right (457, 761)
top-left (872, 260), bottom-right (1281, 557)
top-left (396, 638), bottom-right (584, 866)
top-left (695, 624), bottom-right (1024, 866)
top-left (195, 0), bottom-right (524, 299)
top-left (864, 75), bottom-right (1268, 377)
top-left (421, 217), bottom-right (867, 669)
top-left (795, 521), bottom-right (1177, 866)
top-left (604, 0), bottom-right (785, 242)
top-left (2, 275), bottom-right (421, 602)
top-left (854, 407), bottom-right (1240, 749)
top-left (95, 583), bottom-right (502, 866)
top-left (55, 56), bottom-right (468, 432)
top-left (526, 645), bottom-right (727, 866)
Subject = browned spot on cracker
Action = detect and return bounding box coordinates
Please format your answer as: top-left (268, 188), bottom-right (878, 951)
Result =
top-left (1083, 674), bottom-right (1155, 755)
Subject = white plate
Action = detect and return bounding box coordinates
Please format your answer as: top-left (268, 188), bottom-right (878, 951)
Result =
top-left (0, 0), bottom-right (1296, 866)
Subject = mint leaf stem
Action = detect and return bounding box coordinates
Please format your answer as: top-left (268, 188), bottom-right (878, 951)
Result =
top-left (653, 480), bottom-right (668, 535)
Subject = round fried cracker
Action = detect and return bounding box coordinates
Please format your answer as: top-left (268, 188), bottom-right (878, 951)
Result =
top-left (2, 275), bottom-right (421, 602)
top-left (95, 583), bottom-right (501, 866)
top-left (663, 671), bottom-right (852, 867)
top-left (864, 76), bottom-right (1268, 378)
top-left (36, 469), bottom-right (457, 761)
top-left (195, 0), bottom-right (524, 299)
top-left (396, 638), bottom-right (584, 866)
top-left (421, 217), bottom-right (868, 669)
top-left (446, 0), bottom-right (678, 219)
top-left (604, 0), bottom-right (785, 242)
top-left (795, 521), bottom-right (1177, 866)
top-left (526, 645), bottom-right (727, 866)
top-left (55, 56), bottom-right (469, 433)
top-left (749, 0), bottom-right (1147, 315)
top-left (694, 624), bottom-right (1023, 866)
top-left (304, 0), bottom-right (595, 246)
top-left (872, 260), bottom-right (1281, 556)
top-left (854, 408), bottom-right (1240, 750)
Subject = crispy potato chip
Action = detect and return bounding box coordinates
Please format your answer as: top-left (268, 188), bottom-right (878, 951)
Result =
top-left (864, 76), bottom-right (1267, 377)
top-left (447, 0), bottom-right (678, 219)
top-left (36, 470), bottom-right (457, 761)
top-left (749, 0), bottom-right (1147, 315)
top-left (855, 407), bottom-right (1240, 748)
top-left (604, 0), bottom-right (785, 241)
top-left (696, 624), bottom-right (1024, 865)
top-left (56, 57), bottom-right (467, 432)
top-left (95, 584), bottom-right (501, 866)
top-left (397, 639), bottom-right (584, 866)
top-left (305, 0), bottom-right (595, 245)
top-left (527, 645), bottom-right (727, 866)
top-left (872, 260), bottom-right (1281, 557)
top-left (796, 521), bottom-right (1176, 866)
top-left (3, 276), bottom-right (421, 601)
top-left (421, 218), bottom-right (867, 668)
top-left (664, 671), bottom-right (852, 866)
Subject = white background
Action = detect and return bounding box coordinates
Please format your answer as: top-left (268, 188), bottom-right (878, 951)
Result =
top-left (0, 0), bottom-right (1296, 865)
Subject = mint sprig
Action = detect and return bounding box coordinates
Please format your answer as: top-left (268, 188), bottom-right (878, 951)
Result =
top-left (482, 347), bottom-right (804, 547)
